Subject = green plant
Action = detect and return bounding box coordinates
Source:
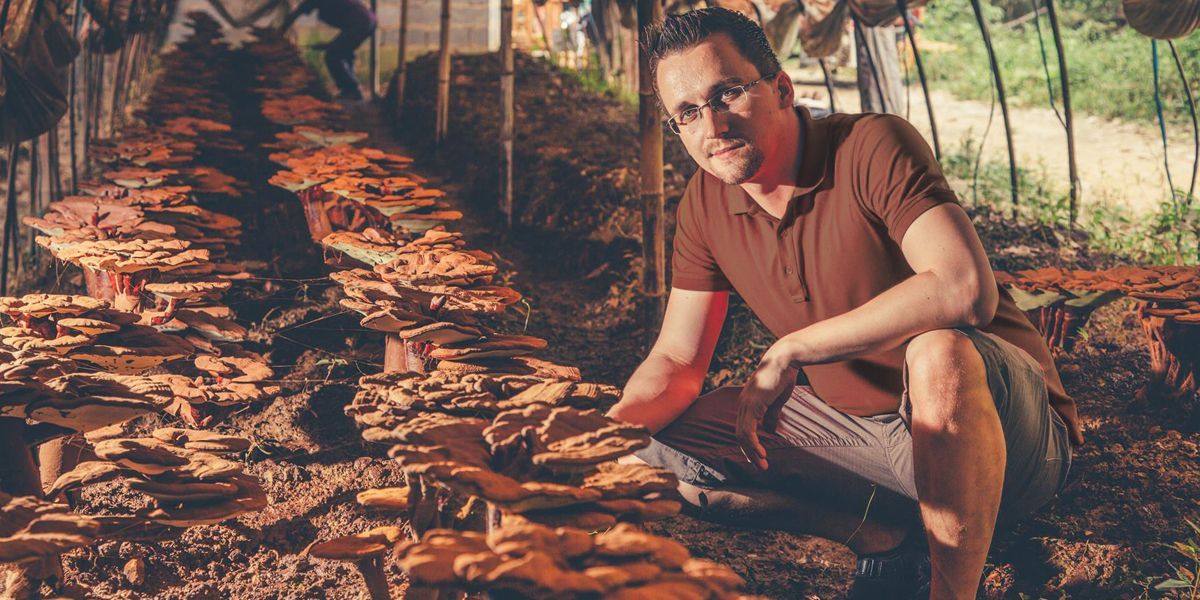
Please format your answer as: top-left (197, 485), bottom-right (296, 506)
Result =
top-left (1155, 518), bottom-right (1200, 599)
top-left (941, 137), bottom-right (1200, 265)
top-left (922, 1), bottom-right (1200, 126)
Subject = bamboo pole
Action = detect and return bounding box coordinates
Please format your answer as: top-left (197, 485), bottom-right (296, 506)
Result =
top-left (897, 0), bottom-right (940, 160)
top-left (435, 0), bottom-right (451, 144)
top-left (969, 0), bottom-right (1019, 207)
top-left (637, 0), bottom-right (665, 334)
top-left (369, 0), bottom-right (379, 98)
top-left (499, 0), bottom-right (514, 228)
top-left (2, 143), bottom-right (19, 295)
top-left (394, 0), bottom-right (409, 121)
top-left (68, 0), bottom-right (84, 192)
top-left (1043, 0), bottom-right (1079, 227)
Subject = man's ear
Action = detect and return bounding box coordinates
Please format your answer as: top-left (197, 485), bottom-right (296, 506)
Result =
top-left (774, 70), bottom-right (794, 108)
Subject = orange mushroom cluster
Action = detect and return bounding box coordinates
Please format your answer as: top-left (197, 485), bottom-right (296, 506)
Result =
top-left (16, 16), bottom-right (281, 426)
top-left (1101, 266), bottom-right (1200, 403)
top-left (395, 521), bottom-right (746, 598)
top-left (247, 25), bottom-right (746, 600)
top-left (995, 267), bottom-right (1123, 353)
top-left (47, 427), bottom-right (266, 528)
top-left (997, 265), bottom-right (1200, 403)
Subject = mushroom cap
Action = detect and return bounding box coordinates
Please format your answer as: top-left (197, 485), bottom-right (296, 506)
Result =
top-left (172, 310), bottom-right (246, 342)
top-left (126, 479), bottom-right (240, 503)
top-left (49, 238), bottom-right (211, 274)
top-left (580, 462), bottom-right (679, 500)
top-left (144, 281), bottom-right (232, 302)
top-left (304, 526), bottom-right (406, 560)
top-left (485, 406), bottom-right (650, 472)
top-left (193, 353), bottom-right (273, 382)
top-left (93, 438), bottom-right (190, 475)
top-left (485, 520), bottom-right (593, 560)
top-left (428, 334), bottom-right (548, 362)
top-left (0, 329), bottom-right (92, 355)
top-left (140, 474), bottom-right (267, 527)
top-left (0, 493), bottom-right (100, 565)
top-left (0, 294), bottom-right (106, 318)
top-left (47, 461), bottom-right (125, 498)
top-left (68, 325), bottom-right (194, 374)
top-left (151, 428), bottom-right (252, 453)
top-left (394, 530), bottom-right (490, 585)
top-left (57, 318), bottom-right (122, 336)
top-left (321, 230), bottom-right (408, 267)
top-left (0, 350), bottom-right (76, 382)
top-left (397, 322), bottom-right (483, 345)
top-left (412, 464), bottom-right (601, 513)
top-left (355, 486), bottom-right (410, 511)
top-left (593, 523), bottom-right (691, 569)
top-left (455, 549), bottom-right (605, 595)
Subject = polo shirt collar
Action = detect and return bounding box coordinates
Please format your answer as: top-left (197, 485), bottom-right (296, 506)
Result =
top-left (727, 105), bottom-right (831, 216)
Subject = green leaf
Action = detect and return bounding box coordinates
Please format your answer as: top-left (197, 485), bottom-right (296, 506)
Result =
top-left (1153, 578), bottom-right (1194, 590)
top-left (1006, 286), bottom-right (1065, 311)
top-left (1063, 289), bottom-right (1122, 309)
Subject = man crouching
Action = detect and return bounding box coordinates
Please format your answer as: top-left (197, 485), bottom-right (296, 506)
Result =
top-left (606, 8), bottom-right (1080, 599)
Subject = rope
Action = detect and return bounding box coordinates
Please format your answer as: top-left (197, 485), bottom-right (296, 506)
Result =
top-left (1152, 41), bottom-right (1178, 216)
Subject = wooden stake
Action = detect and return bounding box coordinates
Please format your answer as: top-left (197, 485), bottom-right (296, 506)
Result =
top-left (499, 0), bottom-right (514, 228)
top-left (369, 0), bottom-right (379, 98)
top-left (395, 0), bottom-right (409, 121)
top-left (435, 0), bottom-right (452, 145)
top-left (637, 0), bottom-right (664, 339)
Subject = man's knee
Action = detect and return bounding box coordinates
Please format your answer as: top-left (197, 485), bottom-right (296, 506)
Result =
top-left (905, 330), bottom-right (992, 421)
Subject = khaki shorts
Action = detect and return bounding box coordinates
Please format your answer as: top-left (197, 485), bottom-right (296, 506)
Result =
top-left (637, 327), bottom-right (1073, 525)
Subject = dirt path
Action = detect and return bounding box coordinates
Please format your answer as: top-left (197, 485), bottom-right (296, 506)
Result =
top-left (792, 67), bottom-right (1198, 217)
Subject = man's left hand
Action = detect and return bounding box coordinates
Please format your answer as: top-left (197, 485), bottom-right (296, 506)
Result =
top-left (736, 349), bottom-right (799, 471)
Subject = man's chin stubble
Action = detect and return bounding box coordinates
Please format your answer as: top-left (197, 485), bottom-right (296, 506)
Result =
top-left (711, 152), bottom-right (764, 185)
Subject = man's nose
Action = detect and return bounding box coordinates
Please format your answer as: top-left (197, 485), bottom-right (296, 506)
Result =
top-left (695, 105), bottom-right (731, 139)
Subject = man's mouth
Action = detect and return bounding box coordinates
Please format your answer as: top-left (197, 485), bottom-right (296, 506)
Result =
top-left (708, 141), bottom-right (744, 158)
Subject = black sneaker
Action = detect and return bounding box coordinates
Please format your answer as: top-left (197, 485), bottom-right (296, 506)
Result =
top-left (847, 536), bottom-right (931, 600)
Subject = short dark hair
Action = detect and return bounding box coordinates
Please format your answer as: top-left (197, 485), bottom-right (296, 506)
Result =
top-left (645, 8), bottom-right (782, 88)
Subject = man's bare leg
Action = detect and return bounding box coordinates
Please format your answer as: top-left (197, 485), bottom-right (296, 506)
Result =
top-left (906, 330), bottom-right (1005, 599)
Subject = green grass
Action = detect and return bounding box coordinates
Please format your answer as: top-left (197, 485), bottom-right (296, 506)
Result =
top-left (942, 136), bottom-right (1200, 265)
top-left (921, 0), bottom-right (1200, 127)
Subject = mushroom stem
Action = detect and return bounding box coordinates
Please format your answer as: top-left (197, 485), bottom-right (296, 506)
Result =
top-left (383, 334), bottom-right (405, 373)
top-left (0, 418), bottom-right (41, 496)
top-left (354, 555), bottom-right (391, 600)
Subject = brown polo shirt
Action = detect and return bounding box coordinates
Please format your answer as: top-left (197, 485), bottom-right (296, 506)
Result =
top-left (671, 107), bottom-right (1079, 436)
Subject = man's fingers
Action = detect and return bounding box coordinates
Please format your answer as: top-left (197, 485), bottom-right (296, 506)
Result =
top-left (735, 400), bottom-right (769, 470)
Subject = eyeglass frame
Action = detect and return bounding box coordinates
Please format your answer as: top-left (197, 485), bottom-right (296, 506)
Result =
top-left (664, 72), bottom-right (779, 135)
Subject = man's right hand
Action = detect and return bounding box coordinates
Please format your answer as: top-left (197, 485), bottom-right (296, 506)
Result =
top-left (608, 288), bottom-right (730, 434)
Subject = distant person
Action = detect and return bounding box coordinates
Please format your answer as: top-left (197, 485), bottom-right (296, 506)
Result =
top-left (281, 0), bottom-right (377, 100)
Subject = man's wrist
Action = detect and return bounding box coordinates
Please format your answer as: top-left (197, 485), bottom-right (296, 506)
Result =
top-left (769, 335), bottom-right (810, 370)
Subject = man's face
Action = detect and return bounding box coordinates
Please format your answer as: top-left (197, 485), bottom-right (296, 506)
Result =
top-left (656, 33), bottom-right (787, 185)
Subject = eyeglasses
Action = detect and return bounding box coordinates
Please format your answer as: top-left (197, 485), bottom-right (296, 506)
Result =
top-left (665, 72), bottom-right (778, 135)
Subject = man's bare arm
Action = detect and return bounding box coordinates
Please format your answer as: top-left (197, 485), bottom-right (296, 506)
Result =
top-left (735, 203), bottom-right (998, 468)
top-left (607, 288), bottom-right (728, 434)
top-left (772, 203), bottom-right (997, 367)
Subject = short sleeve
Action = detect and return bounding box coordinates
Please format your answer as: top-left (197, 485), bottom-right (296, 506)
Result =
top-left (670, 175), bottom-right (732, 292)
top-left (851, 115), bottom-right (960, 243)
